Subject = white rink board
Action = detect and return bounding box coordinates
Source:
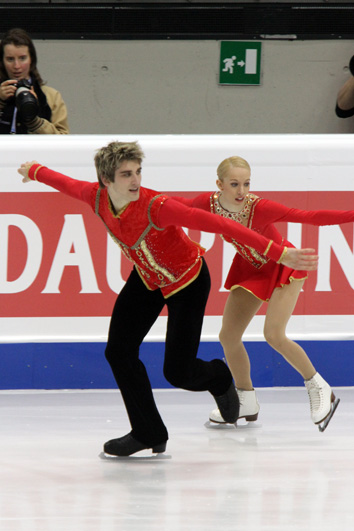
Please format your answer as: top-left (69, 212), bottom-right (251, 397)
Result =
top-left (2, 134), bottom-right (354, 343)
top-left (4, 133), bottom-right (354, 193)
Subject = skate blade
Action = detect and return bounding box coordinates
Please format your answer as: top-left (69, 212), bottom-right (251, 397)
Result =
top-left (204, 420), bottom-right (237, 430)
top-left (235, 419), bottom-right (262, 430)
top-left (99, 451), bottom-right (171, 461)
top-left (318, 397), bottom-right (340, 432)
top-left (204, 420), bottom-right (261, 430)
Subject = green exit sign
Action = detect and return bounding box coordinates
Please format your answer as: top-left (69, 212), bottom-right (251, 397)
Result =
top-left (219, 41), bottom-right (262, 85)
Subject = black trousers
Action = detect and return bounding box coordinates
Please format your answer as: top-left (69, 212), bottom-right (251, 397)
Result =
top-left (105, 259), bottom-right (232, 446)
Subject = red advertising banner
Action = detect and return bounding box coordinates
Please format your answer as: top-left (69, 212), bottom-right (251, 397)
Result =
top-left (1, 189), bottom-right (354, 318)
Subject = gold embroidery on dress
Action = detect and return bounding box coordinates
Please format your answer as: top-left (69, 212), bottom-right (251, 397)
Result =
top-left (212, 192), bottom-right (269, 269)
top-left (211, 192), bottom-right (258, 225)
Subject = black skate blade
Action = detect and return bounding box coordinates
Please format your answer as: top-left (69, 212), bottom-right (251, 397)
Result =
top-left (318, 397), bottom-right (340, 432)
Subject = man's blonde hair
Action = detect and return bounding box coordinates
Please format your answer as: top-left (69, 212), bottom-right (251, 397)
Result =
top-left (94, 141), bottom-right (145, 188)
top-left (216, 156), bottom-right (251, 182)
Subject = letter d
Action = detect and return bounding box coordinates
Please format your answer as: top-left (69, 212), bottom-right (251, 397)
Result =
top-left (0, 214), bottom-right (43, 293)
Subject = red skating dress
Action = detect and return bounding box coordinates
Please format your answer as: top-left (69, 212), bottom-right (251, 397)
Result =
top-left (173, 191), bottom-right (354, 302)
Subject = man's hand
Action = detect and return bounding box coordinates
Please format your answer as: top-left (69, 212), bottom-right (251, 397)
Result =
top-left (17, 161), bottom-right (39, 182)
top-left (281, 248), bottom-right (318, 271)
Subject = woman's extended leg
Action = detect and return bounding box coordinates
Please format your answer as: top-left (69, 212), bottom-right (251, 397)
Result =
top-left (264, 279), bottom-right (339, 430)
top-left (219, 287), bottom-right (262, 389)
top-left (263, 279), bottom-right (315, 379)
top-left (209, 287), bottom-right (262, 423)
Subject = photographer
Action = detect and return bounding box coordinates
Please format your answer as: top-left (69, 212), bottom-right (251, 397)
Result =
top-left (0, 28), bottom-right (69, 134)
top-left (336, 55), bottom-right (354, 119)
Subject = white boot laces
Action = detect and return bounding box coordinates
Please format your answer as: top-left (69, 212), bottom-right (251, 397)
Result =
top-left (307, 380), bottom-right (324, 413)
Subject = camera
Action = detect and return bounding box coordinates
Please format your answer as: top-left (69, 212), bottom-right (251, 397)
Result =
top-left (15, 79), bottom-right (39, 122)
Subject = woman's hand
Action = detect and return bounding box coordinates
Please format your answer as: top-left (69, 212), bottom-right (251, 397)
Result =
top-left (0, 79), bottom-right (17, 101)
top-left (17, 161), bottom-right (39, 182)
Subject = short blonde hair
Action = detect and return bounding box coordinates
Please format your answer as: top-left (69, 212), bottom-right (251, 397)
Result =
top-left (217, 156), bottom-right (251, 182)
top-left (94, 141), bottom-right (145, 188)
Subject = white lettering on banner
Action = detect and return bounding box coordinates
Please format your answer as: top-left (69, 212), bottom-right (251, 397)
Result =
top-left (106, 234), bottom-right (125, 294)
top-left (287, 222), bottom-right (302, 249)
top-left (316, 226), bottom-right (354, 291)
top-left (182, 228), bottom-right (216, 252)
top-left (220, 239), bottom-right (235, 292)
top-left (0, 214), bottom-right (43, 293)
top-left (198, 232), bottom-right (216, 253)
top-left (42, 214), bottom-right (101, 294)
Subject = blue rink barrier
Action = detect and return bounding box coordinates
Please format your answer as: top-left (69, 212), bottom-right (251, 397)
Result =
top-left (0, 341), bottom-right (353, 390)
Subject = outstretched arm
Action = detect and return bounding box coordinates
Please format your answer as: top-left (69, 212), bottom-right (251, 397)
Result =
top-left (159, 197), bottom-right (318, 271)
top-left (18, 161), bottom-right (94, 204)
top-left (171, 193), bottom-right (210, 209)
top-left (259, 198), bottom-right (354, 226)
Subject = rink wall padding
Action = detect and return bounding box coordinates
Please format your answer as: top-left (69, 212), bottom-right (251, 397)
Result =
top-left (0, 341), bottom-right (352, 390)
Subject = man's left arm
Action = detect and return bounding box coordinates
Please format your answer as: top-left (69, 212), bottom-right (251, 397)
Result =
top-left (159, 197), bottom-right (318, 271)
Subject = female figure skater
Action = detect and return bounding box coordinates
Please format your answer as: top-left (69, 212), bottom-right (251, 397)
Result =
top-left (174, 155), bottom-right (354, 432)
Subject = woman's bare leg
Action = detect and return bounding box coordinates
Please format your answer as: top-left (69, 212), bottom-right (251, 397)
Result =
top-left (219, 288), bottom-right (262, 390)
top-left (264, 280), bottom-right (316, 379)
top-left (264, 279), bottom-right (339, 430)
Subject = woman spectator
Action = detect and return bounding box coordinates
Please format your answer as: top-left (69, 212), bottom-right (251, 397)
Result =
top-left (0, 28), bottom-right (69, 134)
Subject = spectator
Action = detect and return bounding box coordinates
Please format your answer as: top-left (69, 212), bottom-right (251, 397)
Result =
top-left (336, 55), bottom-right (354, 118)
top-left (0, 28), bottom-right (69, 134)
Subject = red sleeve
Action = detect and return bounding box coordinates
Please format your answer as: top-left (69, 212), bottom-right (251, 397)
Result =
top-left (28, 164), bottom-right (95, 206)
top-left (159, 197), bottom-right (284, 262)
top-left (258, 198), bottom-right (354, 226)
top-left (171, 192), bottom-right (212, 210)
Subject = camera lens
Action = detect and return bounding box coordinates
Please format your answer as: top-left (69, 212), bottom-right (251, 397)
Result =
top-left (15, 81), bottom-right (39, 122)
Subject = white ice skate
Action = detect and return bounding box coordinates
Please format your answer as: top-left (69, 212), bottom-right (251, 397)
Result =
top-left (305, 372), bottom-right (340, 432)
top-left (209, 388), bottom-right (260, 424)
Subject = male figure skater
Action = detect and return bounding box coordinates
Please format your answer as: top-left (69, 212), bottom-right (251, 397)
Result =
top-left (18, 141), bottom-right (317, 456)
